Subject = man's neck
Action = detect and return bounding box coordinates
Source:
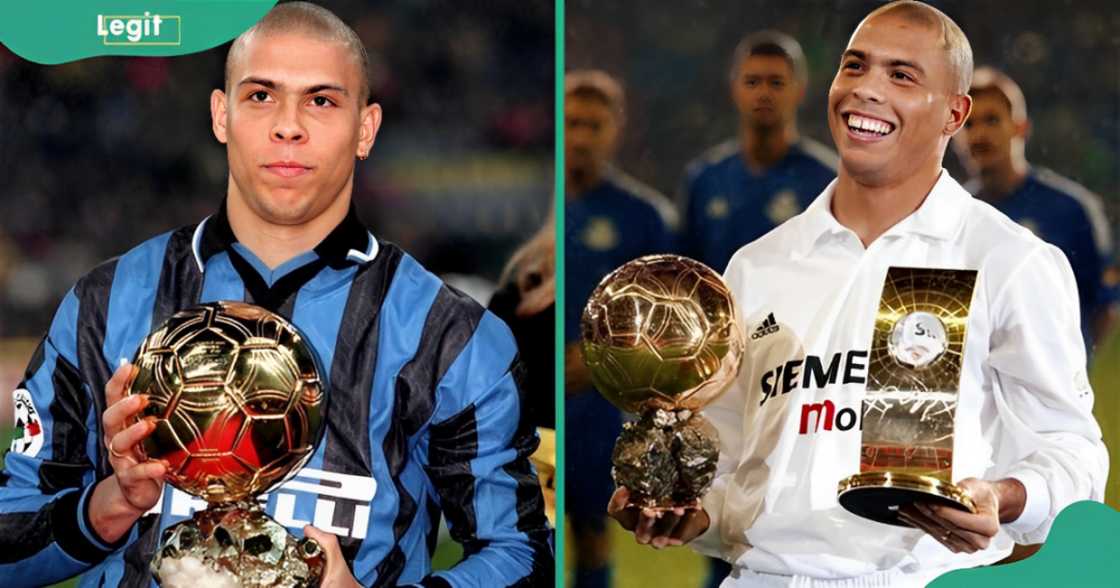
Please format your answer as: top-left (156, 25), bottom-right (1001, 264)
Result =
top-left (977, 159), bottom-right (1029, 202)
top-left (831, 159), bottom-right (943, 248)
top-left (740, 124), bottom-right (796, 173)
top-left (226, 185), bottom-right (352, 269)
top-left (566, 167), bottom-right (605, 199)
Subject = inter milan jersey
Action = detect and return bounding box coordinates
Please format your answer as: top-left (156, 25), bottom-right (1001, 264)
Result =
top-left (0, 203), bottom-right (552, 588)
top-left (965, 168), bottom-right (1113, 345)
top-left (680, 138), bottom-right (837, 272)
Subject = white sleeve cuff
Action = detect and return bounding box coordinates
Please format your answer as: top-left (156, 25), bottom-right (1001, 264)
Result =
top-left (1003, 469), bottom-right (1051, 535)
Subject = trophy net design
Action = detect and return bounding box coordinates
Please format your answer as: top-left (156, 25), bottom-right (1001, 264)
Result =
top-left (581, 254), bottom-right (744, 508)
top-left (128, 301), bottom-right (327, 587)
top-left (837, 267), bottom-right (979, 526)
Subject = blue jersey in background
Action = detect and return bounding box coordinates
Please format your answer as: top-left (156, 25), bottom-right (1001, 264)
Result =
top-left (564, 169), bottom-right (675, 525)
top-left (680, 138), bottom-right (836, 272)
top-left (967, 168), bottom-right (1114, 347)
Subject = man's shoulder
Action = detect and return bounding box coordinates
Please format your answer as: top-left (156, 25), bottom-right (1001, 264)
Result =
top-left (604, 168), bottom-right (679, 230)
top-left (790, 137), bottom-right (840, 174)
top-left (72, 224), bottom-right (199, 293)
top-left (684, 139), bottom-right (740, 182)
top-left (723, 213), bottom-right (805, 273)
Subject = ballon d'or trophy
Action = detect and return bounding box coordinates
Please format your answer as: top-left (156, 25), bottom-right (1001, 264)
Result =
top-left (837, 267), bottom-right (979, 525)
top-left (127, 301), bottom-right (327, 587)
top-left (581, 254), bottom-right (744, 508)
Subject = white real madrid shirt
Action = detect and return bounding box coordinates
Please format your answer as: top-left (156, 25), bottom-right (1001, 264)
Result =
top-left (692, 170), bottom-right (1108, 580)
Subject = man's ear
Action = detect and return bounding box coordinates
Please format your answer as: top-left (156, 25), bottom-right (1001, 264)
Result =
top-left (945, 93), bottom-right (972, 136)
top-left (211, 89), bottom-right (229, 144)
top-left (1015, 118), bottom-right (1031, 143)
top-left (356, 102), bottom-right (383, 159)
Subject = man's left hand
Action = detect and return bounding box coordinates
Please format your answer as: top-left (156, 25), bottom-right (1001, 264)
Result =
top-left (899, 478), bottom-right (1021, 554)
top-left (303, 526), bottom-right (363, 587)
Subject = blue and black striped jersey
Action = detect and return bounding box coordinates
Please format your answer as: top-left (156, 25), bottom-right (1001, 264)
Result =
top-left (0, 202), bottom-right (553, 587)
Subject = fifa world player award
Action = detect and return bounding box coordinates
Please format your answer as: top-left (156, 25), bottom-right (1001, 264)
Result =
top-left (580, 255), bottom-right (744, 508)
top-left (126, 301), bottom-right (327, 587)
top-left (837, 267), bottom-right (979, 525)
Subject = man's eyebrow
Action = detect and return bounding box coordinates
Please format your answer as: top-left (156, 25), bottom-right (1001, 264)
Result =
top-left (888, 59), bottom-right (924, 75)
top-left (841, 50), bottom-right (925, 75)
top-left (237, 78), bottom-right (349, 95)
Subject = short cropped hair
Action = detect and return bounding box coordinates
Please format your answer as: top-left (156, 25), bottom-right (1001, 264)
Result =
top-left (564, 69), bottom-right (626, 121)
top-left (225, 1), bottom-right (373, 105)
top-left (970, 67), bottom-right (1028, 123)
top-left (729, 30), bottom-right (808, 85)
top-left (862, 1), bottom-right (973, 94)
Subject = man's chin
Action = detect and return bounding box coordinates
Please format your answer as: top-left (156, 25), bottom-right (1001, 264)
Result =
top-left (838, 154), bottom-right (895, 184)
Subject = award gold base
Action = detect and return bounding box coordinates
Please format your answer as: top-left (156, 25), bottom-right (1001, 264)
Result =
top-left (837, 472), bottom-right (976, 527)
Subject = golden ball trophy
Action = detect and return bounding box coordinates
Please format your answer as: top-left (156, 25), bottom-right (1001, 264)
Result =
top-left (837, 267), bottom-right (980, 525)
top-left (581, 254), bottom-right (744, 508)
top-left (127, 301), bottom-right (327, 586)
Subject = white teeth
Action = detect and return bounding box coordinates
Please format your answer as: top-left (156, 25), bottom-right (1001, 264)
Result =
top-left (846, 114), bottom-right (893, 136)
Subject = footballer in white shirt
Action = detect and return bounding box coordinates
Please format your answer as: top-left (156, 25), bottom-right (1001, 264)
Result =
top-left (608, 1), bottom-right (1108, 586)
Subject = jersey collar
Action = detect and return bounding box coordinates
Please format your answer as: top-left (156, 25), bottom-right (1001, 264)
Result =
top-left (190, 199), bottom-right (379, 273)
top-left (797, 169), bottom-right (970, 255)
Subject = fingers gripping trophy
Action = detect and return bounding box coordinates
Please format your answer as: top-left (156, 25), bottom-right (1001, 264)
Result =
top-left (581, 255), bottom-right (744, 510)
top-left (124, 301), bottom-right (327, 587)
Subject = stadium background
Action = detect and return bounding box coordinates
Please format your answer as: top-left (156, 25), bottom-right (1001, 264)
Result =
top-left (566, 0), bottom-right (1120, 586)
top-left (0, 1), bottom-right (553, 585)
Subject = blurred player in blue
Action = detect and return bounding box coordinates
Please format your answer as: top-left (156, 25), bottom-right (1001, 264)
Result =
top-left (954, 67), bottom-right (1116, 350)
top-left (680, 31), bottom-right (837, 273)
top-left (564, 70), bottom-right (676, 588)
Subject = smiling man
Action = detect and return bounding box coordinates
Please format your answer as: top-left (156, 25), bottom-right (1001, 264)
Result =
top-left (0, 3), bottom-right (552, 587)
top-left (609, 2), bottom-right (1106, 586)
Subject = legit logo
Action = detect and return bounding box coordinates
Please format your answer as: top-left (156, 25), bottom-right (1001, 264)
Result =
top-left (97, 12), bottom-right (181, 46)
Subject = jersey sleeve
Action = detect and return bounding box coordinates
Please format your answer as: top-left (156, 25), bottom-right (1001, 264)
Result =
top-left (410, 311), bottom-right (553, 587)
top-left (0, 289), bottom-right (124, 585)
top-left (986, 243), bottom-right (1109, 544)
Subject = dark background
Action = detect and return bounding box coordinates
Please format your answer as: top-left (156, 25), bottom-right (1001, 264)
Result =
top-left (0, 0), bottom-right (555, 337)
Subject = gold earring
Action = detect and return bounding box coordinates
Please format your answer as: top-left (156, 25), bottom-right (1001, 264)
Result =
top-left (358, 152), bottom-right (368, 160)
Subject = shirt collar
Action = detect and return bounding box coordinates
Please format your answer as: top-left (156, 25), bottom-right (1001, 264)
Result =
top-left (191, 199), bottom-right (378, 272)
top-left (797, 169), bottom-right (970, 255)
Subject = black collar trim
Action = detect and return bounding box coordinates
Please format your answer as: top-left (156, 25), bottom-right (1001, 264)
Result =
top-left (190, 199), bottom-right (376, 272)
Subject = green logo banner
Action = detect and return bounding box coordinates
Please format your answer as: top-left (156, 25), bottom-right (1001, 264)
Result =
top-left (0, 1), bottom-right (278, 64)
top-left (931, 501), bottom-right (1120, 587)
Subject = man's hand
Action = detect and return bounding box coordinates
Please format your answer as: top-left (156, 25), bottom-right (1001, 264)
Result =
top-left (607, 487), bottom-right (710, 549)
top-left (303, 526), bottom-right (363, 587)
top-left (89, 361), bottom-right (169, 544)
top-left (899, 477), bottom-right (1026, 554)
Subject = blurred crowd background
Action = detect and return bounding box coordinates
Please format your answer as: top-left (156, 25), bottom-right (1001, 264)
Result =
top-left (0, 0), bottom-right (553, 341)
top-left (566, 1), bottom-right (1119, 587)
top-left (568, 0), bottom-right (1117, 212)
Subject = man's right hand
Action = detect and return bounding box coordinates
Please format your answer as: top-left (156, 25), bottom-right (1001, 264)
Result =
top-left (607, 487), bottom-right (710, 549)
top-left (88, 362), bottom-right (168, 544)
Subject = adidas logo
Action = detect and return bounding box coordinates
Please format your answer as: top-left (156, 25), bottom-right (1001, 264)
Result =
top-left (751, 313), bottom-right (780, 340)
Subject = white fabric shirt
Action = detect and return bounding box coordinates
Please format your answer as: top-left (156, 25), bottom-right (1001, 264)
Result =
top-left (692, 170), bottom-right (1108, 580)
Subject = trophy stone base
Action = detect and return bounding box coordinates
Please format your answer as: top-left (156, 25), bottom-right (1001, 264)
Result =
top-left (151, 502), bottom-right (325, 587)
top-left (612, 408), bottom-right (718, 509)
top-left (837, 472), bottom-right (976, 527)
